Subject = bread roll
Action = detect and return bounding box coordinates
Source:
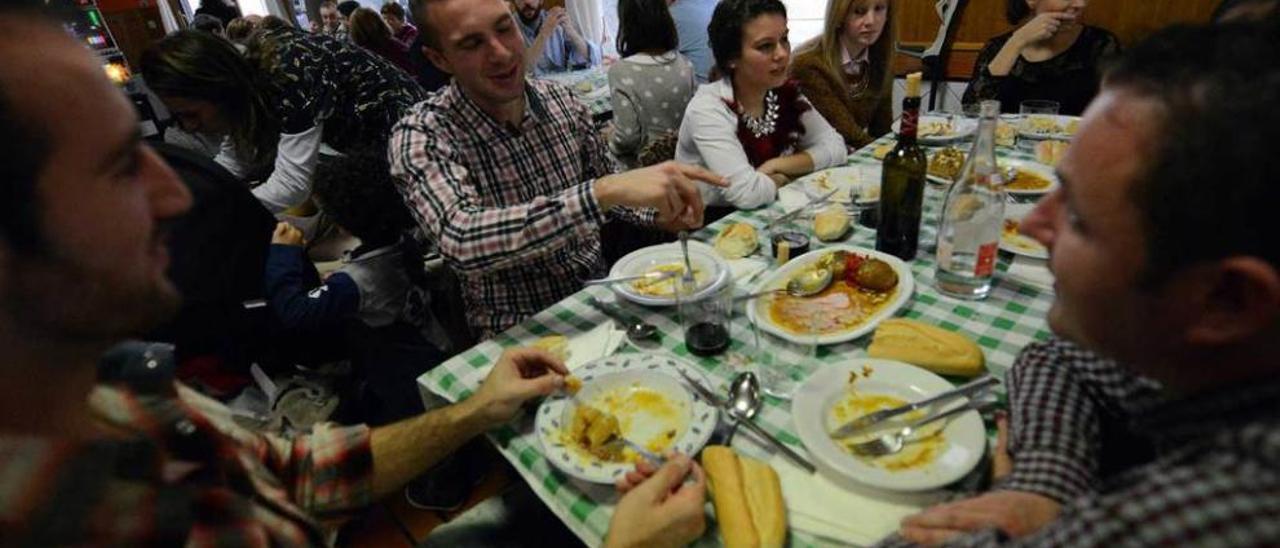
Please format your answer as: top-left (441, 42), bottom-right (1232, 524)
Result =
top-left (701, 445), bottom-right (787, 548)
top-left (739, 456), bottom-right (786, 547)
top-left (812, 206), bottom-right (850, 242)
top-left (867, 319), bottom-right (985, 377)
top-left (714, 223), bottom-right (759, 259)
top-left (532, 335), bottom-right (569, 362)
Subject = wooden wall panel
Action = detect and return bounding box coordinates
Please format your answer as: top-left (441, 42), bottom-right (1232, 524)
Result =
top-left (893, 0), bottom-right (1220, 78)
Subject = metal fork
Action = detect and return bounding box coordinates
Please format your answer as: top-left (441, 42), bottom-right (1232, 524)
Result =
top-left (847, 401), bottom-right (993, 457)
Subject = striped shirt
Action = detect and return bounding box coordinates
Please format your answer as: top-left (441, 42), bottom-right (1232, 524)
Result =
top-left (0, 382), bottom-right (372, 546)
top-left (389, 80), bottom-right (653, 337)
top-left (879, 338), bottom-right (1280, 546)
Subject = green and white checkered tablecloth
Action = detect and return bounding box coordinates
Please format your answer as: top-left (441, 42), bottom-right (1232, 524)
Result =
top-left (418, 134), bottom-right (1055, 546)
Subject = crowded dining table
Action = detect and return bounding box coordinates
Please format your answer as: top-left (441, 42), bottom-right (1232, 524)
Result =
top-left (418, 126), bottom-right (1059, 546)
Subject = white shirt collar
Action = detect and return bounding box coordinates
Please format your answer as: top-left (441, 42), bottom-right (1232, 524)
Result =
top-left (841, 45), bottom-right (870, 76)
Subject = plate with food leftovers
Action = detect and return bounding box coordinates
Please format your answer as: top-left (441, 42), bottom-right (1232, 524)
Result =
top-left (610, 241), bottom-right (730, 306)
top-left (535, 354), bottom-right (719, 484)
top-left (926, 146), bottom-right (966, 185)
top-left (746, 245), bottom-right (914, 346)
top-left (797, 166), bottom-right (882, 206)
top-left (1000, 159), bottom-right (1059, 196)
top-left (1017, 114), bottom-right (1081, 141)
top-left (1000, 204), bottom-right (1049, 259)
top-left (792, 359), bottom-right (986, 492)
top-left (892, 115), bottom-right (977, 145)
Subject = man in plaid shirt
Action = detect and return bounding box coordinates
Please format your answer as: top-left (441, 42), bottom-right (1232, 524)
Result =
top-left (881, 21), bottom-right (1280, 547)
top-left (389, 0), bottom-right (725, 337)
top-left (605, 18), bottom-right (1280, 548)
top-left (0, 11), bottom-right (576, 544)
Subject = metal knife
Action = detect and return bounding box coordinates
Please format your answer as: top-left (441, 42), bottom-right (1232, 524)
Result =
top-left (829, 376), bottom-right (999, 439)
top-left (678, 370), bottom-right (817, 474)
top-left (764, 187), bottom-right (840, 230)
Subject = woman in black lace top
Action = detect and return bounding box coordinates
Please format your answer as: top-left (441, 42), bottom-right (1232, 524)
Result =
top-left (962, 0), bottom-right (1119, 115)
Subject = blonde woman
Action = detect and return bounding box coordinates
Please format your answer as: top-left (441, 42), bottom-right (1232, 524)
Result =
top-left (791, 0), bottom-right (895, 149)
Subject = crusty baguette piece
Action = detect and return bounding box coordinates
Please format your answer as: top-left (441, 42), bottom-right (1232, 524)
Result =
top-left (739, 455), bottom-right (786, 547)
top-left (702, 446), bottom-right (758, 548)
top-left (702, 446), bottom-right (787, 548)
top-left (867, 318), bottom-right (985, 377)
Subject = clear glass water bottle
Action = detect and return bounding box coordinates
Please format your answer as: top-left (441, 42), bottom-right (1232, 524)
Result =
top-left (935, 100), bottom-right (1006, 300)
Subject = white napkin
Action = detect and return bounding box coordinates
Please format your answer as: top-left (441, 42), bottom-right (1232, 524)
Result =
top-left (1003, 255), bottom-right (1055, 292)
top-left (728, 257), bottom-right (769, 285)
top-left (771, 455), bottom-right (947, 545)
top-left (777, 185), bottom-right (810, 212)
top-left (564, 322), bottom-right (624, 370)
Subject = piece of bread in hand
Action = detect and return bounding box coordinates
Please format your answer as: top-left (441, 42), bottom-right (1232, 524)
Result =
top-left (867, 318), bottom-right (985, 377)
top-left (701, 445), bottom-right (786, 547)
top-left (531, 335), bottom-right (569, 362)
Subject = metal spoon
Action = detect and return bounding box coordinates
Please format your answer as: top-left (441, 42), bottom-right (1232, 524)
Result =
top-left (847, 401), bottom-right (993, 457)
top-left (723, 372), bottom-right (762, 445)
top-left (785, 267), bottom-right (834, 297)
top-left (587, 297), bottom-right (658, 343)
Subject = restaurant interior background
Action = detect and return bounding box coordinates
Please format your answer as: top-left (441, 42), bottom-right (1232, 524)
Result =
top-left (89, 0), bottom-right (1220, 133)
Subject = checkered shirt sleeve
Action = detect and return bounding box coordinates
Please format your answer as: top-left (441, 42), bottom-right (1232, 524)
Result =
top-left (388, 113), bottom-right (608, 274)
top-left (997, 337), bottom-right (1164, 503)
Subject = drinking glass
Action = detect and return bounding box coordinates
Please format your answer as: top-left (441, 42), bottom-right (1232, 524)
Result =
top-left (679, 279), bottom-right (732, 357)
top-left (751, 305), bottom-right (818, 399)
top-left (1019, 100), bottom-right (1060, 116)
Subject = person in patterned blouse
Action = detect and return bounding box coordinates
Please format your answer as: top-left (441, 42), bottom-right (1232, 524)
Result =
top-left (392, 0), bottom-right (726, 338)
top-left (142, 25), bottom-right (426, 213)
top-left (0, 10), bottom-right (575, 544)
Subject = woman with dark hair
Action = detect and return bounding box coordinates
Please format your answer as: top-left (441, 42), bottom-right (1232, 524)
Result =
top-left (791, 0), bottom-right (896, 149)
top-left (606, 0), bottom-right (696, 166)
top-left (962, 0), bottom-right (1119, 115)
top-left (141, 27), bottom-right (426, 214)
top-left (674, 0), bottom-right (844, 210)
top-left (348, 7), bottom-right (414, 73)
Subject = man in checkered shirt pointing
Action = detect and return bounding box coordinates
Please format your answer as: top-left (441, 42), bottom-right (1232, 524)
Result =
top-left (390, 0), bottom-right (727, 338)
top-left (876, 17), bottom-right (1280, 548)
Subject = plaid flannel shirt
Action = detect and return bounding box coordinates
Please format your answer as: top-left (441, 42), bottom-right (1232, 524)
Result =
top-left (879, 338), bottom-right (1280, 546)
top-left (0, 383), bottom-right (372, 546)
top-left (389, 80), bottom-right (654, 337)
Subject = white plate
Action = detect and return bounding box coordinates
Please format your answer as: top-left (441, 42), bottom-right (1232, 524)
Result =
top-left (1017, 114), bottom-right (1080, 141)
top-left (535, 354), bottom-right (718, 484)
top-left (892, 115), bottom-right (977, 145)
top-left (747, 245), bottom-right (914, 346)
top-left (1002, 159), bottom-right (1058, 196)
top-left (610, 241), bottom-right (730, 307)
top-left (798, 166), bottom-right (882, 205)
top-left (793, 359), bottom-right (986, 492)
top-left (1000, 204), bottom-right (1048, 259)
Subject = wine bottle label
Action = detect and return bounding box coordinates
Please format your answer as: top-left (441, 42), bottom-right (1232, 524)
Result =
top-left (900, 108), bottom-right (919, 138)
top-left (975, 241), bottom-right (998, 276)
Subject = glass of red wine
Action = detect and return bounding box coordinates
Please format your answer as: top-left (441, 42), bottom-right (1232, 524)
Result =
top-left (678, 278), bottom-right (732, 357)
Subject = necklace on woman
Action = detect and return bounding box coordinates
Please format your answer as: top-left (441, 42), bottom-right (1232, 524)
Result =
top-left (741, 89), bottom-right (780, 138)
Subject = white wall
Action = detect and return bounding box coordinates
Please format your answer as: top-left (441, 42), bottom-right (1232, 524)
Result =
top-left (783, 0), bottom-right (824, 47)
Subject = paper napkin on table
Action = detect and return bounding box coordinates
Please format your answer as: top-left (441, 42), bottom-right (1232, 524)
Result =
top-left (728, 257), bottom-right (769, 284)
top-left (771, 455), bottom-right (947, 546)
top-left (1004, 255), bottom-right (1055, 292)
top-left (564, 322), bottom-right (624, 370)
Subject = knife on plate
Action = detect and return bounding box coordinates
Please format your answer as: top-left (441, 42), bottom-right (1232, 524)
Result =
top-left (678, 370), bottom-right (817, 474)
top-left (829, 376), bottom-right (999, 439)
top-left (765, 188), bottom-right (839, 230)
